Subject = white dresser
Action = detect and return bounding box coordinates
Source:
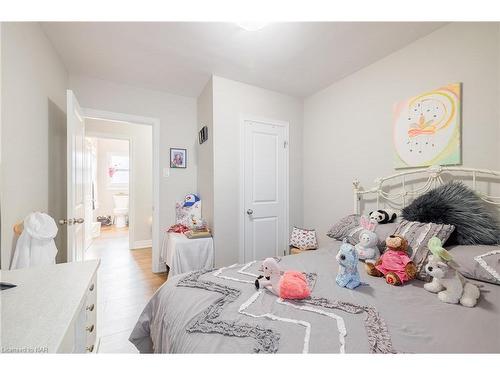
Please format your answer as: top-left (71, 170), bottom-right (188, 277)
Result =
top-left (1, 260), bottom-right (100, 353)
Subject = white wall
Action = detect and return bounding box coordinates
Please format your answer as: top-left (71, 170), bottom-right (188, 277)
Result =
top-left (1, 23), bottom-right (68, 268)
top-left (210, 76), bottom-right (303, 266)
top-left (303, 22), bottom-right (500, 246)
top-left (196, 78), bottom-right (214, 229)
top-left (86, 118), bottom-right (153, 245)
top-left (69, 75), bottom-right (197, 259)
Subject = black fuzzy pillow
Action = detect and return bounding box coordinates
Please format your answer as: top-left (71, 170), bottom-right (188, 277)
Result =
top-left (402, 182), bottom-right (500, 245)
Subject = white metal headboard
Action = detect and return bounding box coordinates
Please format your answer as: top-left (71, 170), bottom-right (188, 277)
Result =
top-left (353, 165), bottom-right (500, 215)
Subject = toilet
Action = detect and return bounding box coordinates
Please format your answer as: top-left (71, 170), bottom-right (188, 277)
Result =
top-left (113, 193), bottom-right (129, 228)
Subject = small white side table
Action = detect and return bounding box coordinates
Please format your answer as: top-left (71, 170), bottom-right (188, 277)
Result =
top-left (161, 232), bottom-right (214, 276)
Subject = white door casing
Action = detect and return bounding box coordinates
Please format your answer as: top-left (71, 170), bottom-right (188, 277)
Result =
top-left (83, 138), bottom-right (94, 251)
top-left (82, 108), bottom-right (162, 273)
top-left (242, 117), bottom-right (289, 262)
top-left (67, 90), bottom-right (86, 262)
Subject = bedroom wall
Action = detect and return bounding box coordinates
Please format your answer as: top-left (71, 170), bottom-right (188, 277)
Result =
top-left (211, 76), bottom-right (303, 266)
top-left (1, 22), bottom-right (68, 269)
top-left (197, 78), bottom-right (214, 229)
top-left (303, 22), bottom-right (500, 246)
top-left (86, 118), bottom-right (153, 246)
top-left (69, 75), bottom-right (197, 259)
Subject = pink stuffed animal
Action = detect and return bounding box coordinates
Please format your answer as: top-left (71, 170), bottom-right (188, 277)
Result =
top-left (255, 258), bottom-right (310, 299)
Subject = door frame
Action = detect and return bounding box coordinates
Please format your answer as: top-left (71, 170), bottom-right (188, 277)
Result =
top-left (83, 136), bottom-right (97, 251)
top-left (238, 114), bottom-right (290, 263)
top-left (82, 108), bottom-right (163, 273)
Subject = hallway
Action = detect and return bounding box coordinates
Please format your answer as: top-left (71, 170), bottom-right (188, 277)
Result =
top-left (86, 228), bottom-right (167, 353)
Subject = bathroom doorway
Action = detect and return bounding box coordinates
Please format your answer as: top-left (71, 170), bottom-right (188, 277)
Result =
top-left (85, 135), bottom-right (131, 248)
top-left (83, 117), bottom-right (153, 256)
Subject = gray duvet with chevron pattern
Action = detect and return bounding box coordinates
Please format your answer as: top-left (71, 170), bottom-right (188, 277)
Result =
top-left (129, 241), bottom-right (500, 353)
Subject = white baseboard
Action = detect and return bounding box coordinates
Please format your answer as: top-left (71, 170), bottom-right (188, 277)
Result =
top-left (153, 262), bottom-right (167, 274)
top-left (131, 239), bottom-right (152, 249)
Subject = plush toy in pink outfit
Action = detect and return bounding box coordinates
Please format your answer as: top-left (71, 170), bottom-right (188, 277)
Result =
top-left (365, 235), bottom-right (417, 286)
top-left (255, 258), bottom-right (311, 299)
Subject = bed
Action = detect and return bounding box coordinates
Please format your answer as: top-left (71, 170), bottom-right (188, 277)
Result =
top-left (129, 166), bottom-right (500, 353)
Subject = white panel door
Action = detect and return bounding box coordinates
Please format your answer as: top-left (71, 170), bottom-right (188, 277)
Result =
top-left (66, 90), bottom-right (86, 262)
top-left (243, 119), bottom-right (288, 262)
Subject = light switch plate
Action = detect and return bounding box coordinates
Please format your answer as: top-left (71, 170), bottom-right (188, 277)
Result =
top-left (163, 168), bottom-right (170, 178)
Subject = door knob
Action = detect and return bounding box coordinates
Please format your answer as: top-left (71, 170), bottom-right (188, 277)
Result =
top-left (246, 209), bottom-right (253, 215)
top-left (58, 218), bottom-right (84, 225)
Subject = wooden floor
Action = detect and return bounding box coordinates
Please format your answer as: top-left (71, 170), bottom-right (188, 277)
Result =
top-left (86, 226), bottom-right (167, 353)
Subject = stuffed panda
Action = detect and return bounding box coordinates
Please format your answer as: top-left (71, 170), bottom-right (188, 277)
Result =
top-left (369, 209), bottom-right (397, 224)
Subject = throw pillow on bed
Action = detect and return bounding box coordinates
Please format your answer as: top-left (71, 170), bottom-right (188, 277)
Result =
top-left (395, 219), bottom-right (455, 280)
top-left (402, 181), bottom-right (500, 246)
top-left (289, 227), bottom-right (318, 250)
top-left (447, 244), bottom-right (500, 285)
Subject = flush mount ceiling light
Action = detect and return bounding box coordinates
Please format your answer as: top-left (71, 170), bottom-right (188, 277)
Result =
top-left (235, 22), bottom-right (269, 31)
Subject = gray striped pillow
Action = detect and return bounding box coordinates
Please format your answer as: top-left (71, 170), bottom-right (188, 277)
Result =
top-left (395, 219), bottom-right (455, 280)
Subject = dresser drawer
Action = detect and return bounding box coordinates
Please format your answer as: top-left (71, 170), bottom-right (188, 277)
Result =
top-left (85, 326), bottom-right (97, 353)
top-left (87, 273), bottom-right (97, 295)
top-left (84, 272), bottom-right (98, 353)
top-left (84, 288), bottom-right (97, 319)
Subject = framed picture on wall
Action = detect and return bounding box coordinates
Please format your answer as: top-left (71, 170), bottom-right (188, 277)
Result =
top-left (170, 148), bottom-right (187, 168)
top-left (393, 82), bottom-right (462, 169)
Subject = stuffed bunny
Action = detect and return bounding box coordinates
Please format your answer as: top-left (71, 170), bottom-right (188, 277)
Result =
top-left (355, 216), bottom-right (380, 264)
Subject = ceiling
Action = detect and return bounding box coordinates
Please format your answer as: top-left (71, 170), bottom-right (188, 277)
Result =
top-left (41, 22), bottom-right (446, 98)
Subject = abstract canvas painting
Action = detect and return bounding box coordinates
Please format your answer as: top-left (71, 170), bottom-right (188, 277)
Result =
top-left (393, 83), bottom-right (461, 169)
